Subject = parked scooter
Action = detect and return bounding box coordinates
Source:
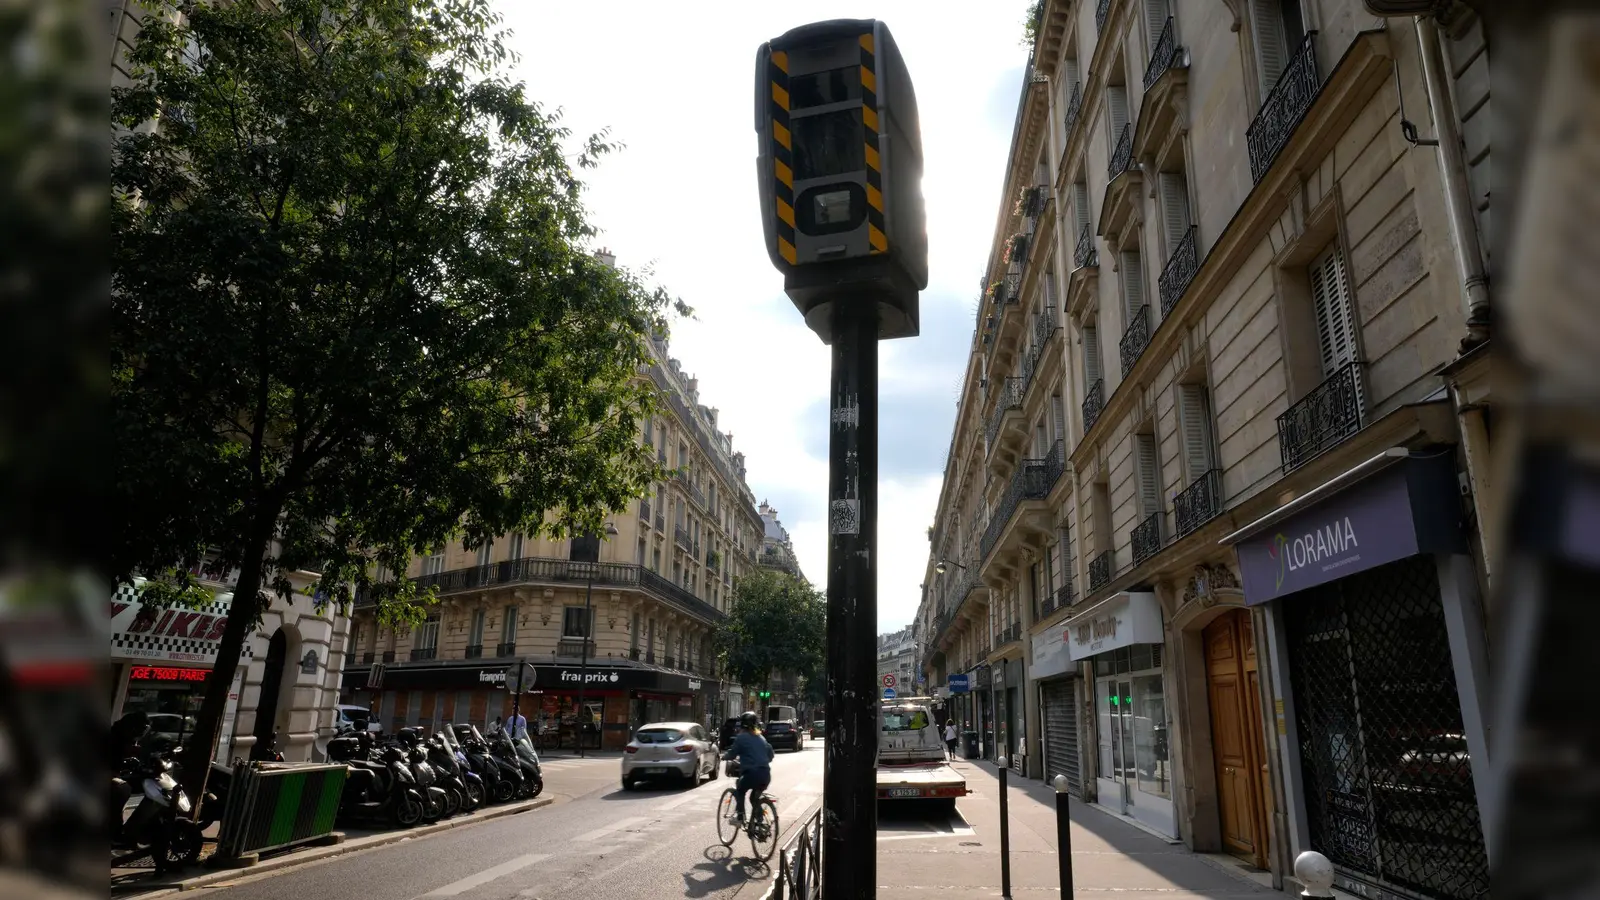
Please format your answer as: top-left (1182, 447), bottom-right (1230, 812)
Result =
top-left (489, 733), bottom-right (542, 799)
top-left (112, 751), bottom-right (203, 874)
top-left (429, 729), bottom-right (482, 812)
top-left (453, 724), bottom-right (519, 803)
top-left (327, 734), bottom-right (425, 828)
top-left (396, 728), bottom-right (450, 821)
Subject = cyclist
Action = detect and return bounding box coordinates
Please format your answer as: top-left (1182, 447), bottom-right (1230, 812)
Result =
top-left (722, 711), bottom-right (774, 824)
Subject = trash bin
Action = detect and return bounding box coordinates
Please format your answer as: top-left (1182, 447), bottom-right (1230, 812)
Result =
top-left (963, 731), bottom-right (979, 759)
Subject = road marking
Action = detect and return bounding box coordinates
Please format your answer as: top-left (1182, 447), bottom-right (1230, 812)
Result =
top-left (572, 816), bottom-right (648, 843)
top-left (414, 853), bottom-right (549, 897)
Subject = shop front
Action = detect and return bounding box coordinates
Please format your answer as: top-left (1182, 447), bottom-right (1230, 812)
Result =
top-left (1068, 590), bottom-right (1176, 839)
top-left (341, 660), bottom-right (704, 751)
top-left (1030, 622), bottom-right (1084, 797)
top-left (1231, 451), bottom-right (1490, 900)
top-left (971, 664), bottom-right (993, 759)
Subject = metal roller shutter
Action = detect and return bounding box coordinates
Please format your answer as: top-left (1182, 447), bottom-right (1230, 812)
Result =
top-left (1040, 678), bottom-right (1081, 793)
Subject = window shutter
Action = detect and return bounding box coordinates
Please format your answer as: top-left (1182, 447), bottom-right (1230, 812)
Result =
top-left (1178, 383), bottom-right (1215, 482)
top-left (1136, 433), bottom-right (1161, 517)
top-left (1064, 58), bottom-right (1081, 92)
top-left (1310, 245), bottom-right (1357, 374)
top-left (1051, 393), bottom-right (1066, 443)
top-left (1082, 325), bottom-right (1101, 381)
top-left (1145, 0), bottom-right (1170, 48)
top-left (1121, 250), bottom-right (1146, 319)
top-left (1251, 0), bottom-right (1288, 101)
top-left (1074, 182), bottom-right (1092, 235)
top-left (1108, 86), bottom-right (1130, 138)
top-left (1159, 173), bottom-right (1191, 252)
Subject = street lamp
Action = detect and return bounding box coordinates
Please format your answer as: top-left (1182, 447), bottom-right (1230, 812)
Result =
top-left (575, 521), bottom-right (619, 758)
top-left (935, 559), bottom-right (967, 575)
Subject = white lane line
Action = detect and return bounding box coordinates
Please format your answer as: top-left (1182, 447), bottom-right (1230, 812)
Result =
top-left (414, 853), bottom-right (549, 897)
top-left (572, 815), bottom-right (649, 843)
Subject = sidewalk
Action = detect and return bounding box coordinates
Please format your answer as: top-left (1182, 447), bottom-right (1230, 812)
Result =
top-left (876, 758), bottom-right (1275, 899)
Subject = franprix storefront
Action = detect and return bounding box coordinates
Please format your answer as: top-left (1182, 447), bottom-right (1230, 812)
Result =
top-left (1066, 590), bottom-right (1176, 839)
top-left (1229, 452), bottom-right (1491, 900)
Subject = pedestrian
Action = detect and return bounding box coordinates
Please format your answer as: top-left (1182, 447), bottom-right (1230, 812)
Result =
top-left (506, 709), bottom-right (528, 740)
top-left (943, 719), bottom-right (958, 756)
top-left (489, 715), bottom-right (503, 735)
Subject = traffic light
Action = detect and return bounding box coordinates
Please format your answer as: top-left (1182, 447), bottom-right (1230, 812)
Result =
top-left (754, 18), bottom-right (927, 343)
top-left (759, 690), bottom-right (772, 699)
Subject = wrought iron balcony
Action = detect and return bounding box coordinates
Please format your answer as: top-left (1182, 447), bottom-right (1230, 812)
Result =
top-left (1109, 122), bottom-right (1134, 181)
top-left (654, 512), bottom-right (665, 532)
top-left (628, 647), bottom-right (641, 661)
top-left (639, 498), bottom-right (652, 522)
top-left (1074, 222), bottom-right (1098, 270)
top-left (1247, 32), bottom-right (1320, 183)
top-left (361, 651), bottom-right (375, 664)
top-left (1276, 361), bottom-right (1364, 472)
top-left (675, 471), bottom-right (708, 509)
top-left (495, 642), bottom-right (516, 657)
top-left (1023, 185), bottom-right (1048, 221)
top-left (1038, 580), bottom-right (1075, 620)
top-left (1064, 81), bottom-right (1084, 140)
top-left (382, 650), bottom-right (396, 663)
top-left (707, 551), bottom-right (720, 573)
top-left (464, 644), bottom-right (483, 659)
top-left (979, 440), bottom-right (1066, 562)
top-left (556, 638), bottom-right (594, 658)
top-left (996, 622), bottom-right (1022, 646)
top-left (984, 377), bottom-right (1026, 449)
top-left (1131, 513), bottom-right (1164, 566)
top-left (664, 655), bottom-right (678, 669)
top-left (1119, 303), bottom-right (1152, 376)
top-left (1142, 17), bottom-right (1181, 91)
top-left (674, 524), bottom-right (692, 551)
top-left (1158, 226), bottom-right (1198, 317)
top-left (1173, 468), bottom-right (1222, 538)
top-left (1096, 0), bottom-right (1112, 33)
top-left (1088, 550), bottom-right (1113, 592)
top-left (1082, 377), bottom-right (1106, 432)
top-left (1020, 311), bottom-right (1061, 397)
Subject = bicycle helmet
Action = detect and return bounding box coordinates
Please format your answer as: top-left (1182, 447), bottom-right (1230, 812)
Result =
top-left (739, 711), bottom-right (760, 730)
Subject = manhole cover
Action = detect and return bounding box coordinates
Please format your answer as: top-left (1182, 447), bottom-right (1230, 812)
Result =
top-left (959, 841), bottom-right (982, 847)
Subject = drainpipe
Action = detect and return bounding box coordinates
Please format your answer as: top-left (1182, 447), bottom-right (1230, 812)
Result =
top-left (1412, 16), bottom-right (1491, 350)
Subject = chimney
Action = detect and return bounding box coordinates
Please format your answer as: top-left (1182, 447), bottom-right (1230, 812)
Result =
top-left (708, 407), bottom-right (719, 427)
top-left (593, 247), bottom-right (617, 269)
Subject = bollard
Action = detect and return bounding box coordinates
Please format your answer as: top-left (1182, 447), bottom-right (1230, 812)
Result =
top-left (1051, 774), bottom-right (1075, 898)
top-left (996, 755), bottom-right (1012, 900)
top-left (1294, 850), bottom-right (1336, 898)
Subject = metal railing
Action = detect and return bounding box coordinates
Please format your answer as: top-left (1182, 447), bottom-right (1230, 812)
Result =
top-left (984, 377), bottom-right (1026, 449)
top-left (1158, 226), bottom-right (1198, 317)
top-left (398, 555), bottom-right (726, 624)
top-left (410, 647), bottom-right (437, 662)
top-left (1023, 184), bottom-right (1048, 221)
top-left (759, 803), bottom-right (823, 900)
top-left (464, 644), bottom-right (483, 659)
top-left (1064, 81), bottom-right (1084, 140)
top-left (996, 622), bottom-right (1022, 646)
top-left (1074, 221), bottom-right (1098, 270)
top-left (1247, 32), bottom-right (1320, 183)
top-left (1096, 0), bottom-right (1113, 33)
top-left (1276, 361), bottom-right (1364, 472)
top-left (361, 651), bottom-right (375, 664)
top-left (674, 524), bottom-right (692, 551)
top-left (1120, 304), bottom-right (1152, 376)
top-left (1142, 17), bottom-right (1181, 90)
top-left (1109, 122), bottom-right (1134, 181)
top-left (655, 512), bottom-right (665, 532)
top-left (556, 638), bottom-right (594, 658)
top-left (381, 650), bottom-right (396, 663)
top-left (707, 552), bottom-right (720, 573)
top-left (1174, 468), bottom-right (1223, 538)
top-left (675, 470), bottom-right (708, 510)
top-left (664, 655), bottom-right (678, 669)
top-left (1020, 311), bottom-right (1061, 398)
top-left (1131, 513), bottom-right (1164, 566)
top-left (639, 498), bottom-right (652, 522)
top-left (1003, 271), bottom-right (1022, 306)
top-left (496, 642), bottom-right (516, 657)
top-left (1038, 580), bottom-right (1075, 619)
top-left (1088, 550), bottom-right (1113, 592)
top-left (979, 440), bottom-right (1066, 563)
top-left (1082, 377), bottom-right (1106, 432)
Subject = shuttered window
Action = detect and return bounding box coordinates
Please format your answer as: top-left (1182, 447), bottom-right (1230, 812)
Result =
top-left (1309, 244), bottom-right (1358, 376)
top-left (1136, 432), bottom-right (1162, 518)
top-left (1074, 181), bottom-right (1092, 235)
top-left (1051, 393), bottom-right (1066, 444)
top-left (1249, 0), bottom-right (1305, 102)
top-left (1082, 325), bottom-right (1102, 381)
top-left (1107, 85), bottom-right (1130, 139)
top-left (1158, 173), bottom-right (1191, 254)
top-left (1121, 250), bottom-right (1146, 321)
top-left (1144, 0), bottom-right (1170, 50)
top-left (1178, 383), bottom-right (1216, 483)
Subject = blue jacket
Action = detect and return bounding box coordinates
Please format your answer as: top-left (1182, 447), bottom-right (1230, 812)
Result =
top-left (724, 731), bottom-right (775, 770)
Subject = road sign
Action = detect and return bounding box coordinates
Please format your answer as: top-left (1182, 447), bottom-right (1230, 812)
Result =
top-left (882, 673), bottom-right (896, 688)
top-left (946, 673), bottom-right (970, 694)
top-left (882, 687), bottom-right (896, 699)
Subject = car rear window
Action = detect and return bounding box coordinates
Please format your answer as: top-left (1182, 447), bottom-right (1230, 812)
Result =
top-left (636, 728), bottom-right (684, 744)
top-left (881, 711), bottom-right (931, 732)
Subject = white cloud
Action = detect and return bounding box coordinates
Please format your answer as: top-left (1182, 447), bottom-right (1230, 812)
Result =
top-left (497, 1), bottom-right (1032, 629)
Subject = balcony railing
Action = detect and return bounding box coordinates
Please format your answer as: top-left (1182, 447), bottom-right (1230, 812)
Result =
top-left (979, 440), bottom-right (1067, 563)
top-left (996, 622), bottom-right (1022, 646)
top-left (674, 471), bottom-right (708, 510)
top-left (639, 498), bottom-right (652, 523)
top-left (1064, 81), bottom-right (1084, 139)
top-left (1174, 468), bottom-right (1223, 538)
top-left (1096, 0), bottom-right (1112, 33)
top-left (664, 655), bottom-right (678, 669)
top-left (382, 650), bottom-right (396, 663)
top-left (556, 638), bottom-right (594, 658)
top-left (1109, 122), bottom-right (1134, 181)
top-left (654, 512), bottom-right (665, 532)
top-left (1276, 361), bottom-right (1364, 472)
top-left (1038, 581), bottom-right (1075, 620)
top-left (1082, 377), bottom-right (1106, 432)
top-left (1002, 271), bottom-right (1022, 306)
top-left (1247, 32), bottom-right (1320, 183)
top-left (495, 642), bottom-right (516, 657)
top-left (1131, 513), bottom-right (1164, 566)
top-left (1020, 311), bottom-right (1061, 397)
top-left (707, 552), bottom-right (720, 573)
top-left (1074, 222), bottom-right (1098, 270)
top-left (361, 651), bottom-right (375, 664)
top-left (1142, 17), bottom-right (1181, 91)
top-left (1158, 226), bottom-right (1198, 317)
top-left (1023, 185), bottom-right (1048, 222)
top-left (464, 644), bottom-right (483, 659)
top-left (984, 377), bottom-right (1026, 449)
top-left (674, 524), bottom-right (692, 551)
top-left (401, 555), bottom-right (726, 624)
top-left (1120, 304), bottom-right (1152, 376)
top-left (1088, 551), bottom-right (1113, 592)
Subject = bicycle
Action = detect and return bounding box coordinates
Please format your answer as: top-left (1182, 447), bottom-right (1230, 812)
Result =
top-left (716, 779), bottom-right (779, 862)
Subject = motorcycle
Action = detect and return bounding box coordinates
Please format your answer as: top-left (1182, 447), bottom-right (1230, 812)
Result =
top-left (112, 752), bottom-right (203, 875)
top-left (396, 729), bottom-right (450, 822)
top-left (430, 729), bottom-right (482, 812)
top-left (489, 733), bottom-right (542, 799)
top-left (454, 724), bottom-right (519, 803)
top-left (327, 734), bottom-right (425, 828)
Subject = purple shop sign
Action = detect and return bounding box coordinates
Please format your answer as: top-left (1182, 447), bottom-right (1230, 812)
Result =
top-left (1235, 455), bottom-right (1463, 605)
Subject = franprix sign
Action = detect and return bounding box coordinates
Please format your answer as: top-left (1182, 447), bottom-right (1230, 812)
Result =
top-left (348, 662), bottom-right (700, 695)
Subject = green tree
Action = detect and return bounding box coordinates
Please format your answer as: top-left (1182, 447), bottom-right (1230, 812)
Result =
top-left (716, 569), bottom-right (825, 697)
top-left (112, 0), bottom-right (680, 793)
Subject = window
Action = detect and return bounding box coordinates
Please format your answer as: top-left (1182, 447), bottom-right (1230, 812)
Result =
top-left (508, 532), bottom-right (525, 560)
top-left (1073, 180), bottom-right (1092, 237)
top-left (570, 533), bottom-right (600, 563)
top-left (422, 552), bottom-right (445, 576)
top-left (414, 615), bottom-right (440, 652)
top-left (501, 606), bottom-right (518, 645)
top-left (562, 606), bottom-right (593, 639)
top-left (1082, 325), bottom-right (1102, 382)
top-left (1107, 85), bottom-right (1130, 143)
top-left (1309, 244), bottom-right (1358, 377)
top-left (1143, 0), bottom-right (1172, 58)
top-left (637, 539), bottom-right (647, 565)
top-left (1158, 173), bottom-right (1191, 261)
top-left (1249, 0), bottom-right (1306, 101)
top-left (475, 541), bottom-right (493, 567)
top-left (1120, 249), bottom-right (1146, 323)
top-left (1135, 432), bottom-right (1162, 519)
top-left (652, 546), bottom-right (662, 572)
top-left (468, 609), bottom-right (485, 648)
top-left (1178, 383), bottom-right (1216, 482)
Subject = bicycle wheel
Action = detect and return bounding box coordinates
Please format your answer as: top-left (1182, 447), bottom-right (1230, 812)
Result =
top-left (715, 789), bottom-right (740, 847)
top-left (748, 798), bottom-right (779, 862)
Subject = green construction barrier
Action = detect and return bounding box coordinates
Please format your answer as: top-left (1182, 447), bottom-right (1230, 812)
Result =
top-left (215, 762), bottom-right (348, 862)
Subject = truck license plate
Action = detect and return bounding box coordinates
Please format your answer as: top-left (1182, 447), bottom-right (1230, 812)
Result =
top-left (887, 788), bottom-right (922, 798)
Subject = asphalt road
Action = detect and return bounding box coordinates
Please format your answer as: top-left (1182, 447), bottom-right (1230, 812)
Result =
top-left (143, 746), bottom-right (828, 900)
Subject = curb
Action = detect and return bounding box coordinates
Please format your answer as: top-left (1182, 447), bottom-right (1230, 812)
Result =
top-left (164, 797), bottom-right (553, 892)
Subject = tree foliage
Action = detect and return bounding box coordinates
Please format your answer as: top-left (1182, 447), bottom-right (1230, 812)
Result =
top-left (111, 0), bottom-right (680, 785)
top-left (715, 569), bottom-right (825, 694)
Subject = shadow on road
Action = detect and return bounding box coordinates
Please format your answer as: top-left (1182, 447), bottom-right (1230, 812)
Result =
top-left (681, 845), bottom-right (770, 898)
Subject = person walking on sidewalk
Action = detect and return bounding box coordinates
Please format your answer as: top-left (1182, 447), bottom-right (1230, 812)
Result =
top-left (506, 710), bottom-right (528, 740)
top-left (943, 720), bottom-right (958, 757)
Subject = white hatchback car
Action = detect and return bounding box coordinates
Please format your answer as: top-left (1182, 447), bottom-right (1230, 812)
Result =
top-left (621, 721), bottom-right (721, 790)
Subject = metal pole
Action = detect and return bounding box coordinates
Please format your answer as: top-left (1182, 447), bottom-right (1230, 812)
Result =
top-left (998, 755), bottom-right (1012, 900)
top-left (823, 302), bottom-right (878, 900)
top-left (512, 662), bottom-right (525, 732)
top-left (1052, 774), bottom-right (1075, 898)
top-left (577, 568), bottom-right (594, 758)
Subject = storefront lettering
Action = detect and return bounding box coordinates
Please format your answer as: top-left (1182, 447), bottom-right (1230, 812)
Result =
top-left (478, 670), bottom-right (507, 684)
top-left (1074, 615), bottom-right (1118, 647)
top-left (130, 665), bottom-right (209, 682)
top-left (1271, 517), bottom-right (1360, 588)
top-left (559, 670), bottom-right (621, 684)
top-left (117, 603), bottom-right (228, 641)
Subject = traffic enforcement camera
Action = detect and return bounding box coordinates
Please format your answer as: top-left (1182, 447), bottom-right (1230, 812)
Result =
top-left (754, 19), bottom-right (927, 343)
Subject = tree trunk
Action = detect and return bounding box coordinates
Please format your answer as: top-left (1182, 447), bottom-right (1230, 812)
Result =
top-left (180, 530), bottom-right (271, 810)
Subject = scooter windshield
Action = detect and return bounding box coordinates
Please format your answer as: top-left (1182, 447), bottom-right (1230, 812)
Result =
top-left (439, 723), bottom-right (466, 753)
top-left (510, 735), bottom-right (540, 765)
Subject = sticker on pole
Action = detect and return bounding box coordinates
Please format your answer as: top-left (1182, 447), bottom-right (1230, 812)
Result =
top-left (882, 687), bottom-right (896, 699)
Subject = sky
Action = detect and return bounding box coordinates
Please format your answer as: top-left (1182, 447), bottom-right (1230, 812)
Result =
top-left (497, 1), bottom-right (1033, 631)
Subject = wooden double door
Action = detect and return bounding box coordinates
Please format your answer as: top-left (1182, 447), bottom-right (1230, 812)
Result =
top-left (1203, 608), bottom-right (1272, 869)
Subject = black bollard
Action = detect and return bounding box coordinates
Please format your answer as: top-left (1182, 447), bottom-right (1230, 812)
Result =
top-left (1052, 774), bottom-right (1075, 898)
top-left (997, 755), bottom-right (1012, 899)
